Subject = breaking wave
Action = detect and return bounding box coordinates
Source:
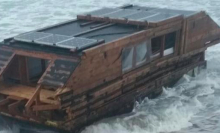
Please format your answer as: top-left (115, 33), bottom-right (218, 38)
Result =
top-left (81, 68), bottom-right (220, 133)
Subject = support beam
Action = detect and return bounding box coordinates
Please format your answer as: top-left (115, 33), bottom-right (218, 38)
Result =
top-left (25, 84), bottom-right (41, 112)
top-left (0, 53), bottom-right (15, 77)
top-left (18, 56), bottom-right (29, 84)
top-left (160, 36), bottom-right (165, 57)
top-left (37, 60), bottom-right (55, 84)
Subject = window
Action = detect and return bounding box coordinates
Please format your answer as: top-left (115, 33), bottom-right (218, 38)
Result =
top-left (28, 57), bottom-right (49, 82)
top-left (122, 47), bottom-right (134, 72)
top-left (122, 31), bottom-right (178, 73)
top-left (136, 42), bottom-right (147, 66)
top-left (122, 41), bottom-right (150, 73)
top-left (150, 32), bottom-right (177, 58)
top-left (151, 36), bottom-right (163, 58)
top-left (164, 32), bottom-right (176, 56)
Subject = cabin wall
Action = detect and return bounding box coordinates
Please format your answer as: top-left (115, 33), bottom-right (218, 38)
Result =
top-left (65, 19), bottom-right (183, 95)
top-left (57, 13), bottom-right (220, 130)
top-left (183, 12), bottom-right (220, 53)
top-left (65, 47), bottom-right (122, 95)
top-left (59, 20), bottom-right (184, 117)
top-left (62, 52), bottom-right (206, 131)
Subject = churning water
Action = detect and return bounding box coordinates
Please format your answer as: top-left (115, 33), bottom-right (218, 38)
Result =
top-left (1, 0), bottom-right (220, 133)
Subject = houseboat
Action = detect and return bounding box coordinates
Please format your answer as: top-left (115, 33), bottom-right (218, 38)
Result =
top-left (0, 4), bottom-right (220, 132)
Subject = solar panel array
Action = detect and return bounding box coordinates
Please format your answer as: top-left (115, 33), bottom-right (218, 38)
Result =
top-left (149, 8), bottom-right (196, 17)
top-left (80, 7), bottom-right (196, 23)
top-left (34, 34), bottom-right (72, 46)
top-left (105, 9), bottom-right (139, 18)
top-left (141, 12), bottom-right (180, 22)
top-left (14, 32), bottom-right (52, 43)
top-left (125, 11), bottom-right (159, 20)
top-left (14, 32), bottom-right (98, 50)
top-left (86, 8), bottom-right (121, 16)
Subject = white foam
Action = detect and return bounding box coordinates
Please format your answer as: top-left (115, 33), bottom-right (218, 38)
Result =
top-left (0, 126), bottom-right (19, 133)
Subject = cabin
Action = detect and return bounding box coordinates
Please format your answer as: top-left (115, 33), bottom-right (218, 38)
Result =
top-left (0, 4), bottom-right (220, 132)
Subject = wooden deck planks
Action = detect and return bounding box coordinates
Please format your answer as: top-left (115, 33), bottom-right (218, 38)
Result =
top-left (0, 82), bottom-right (58, 105)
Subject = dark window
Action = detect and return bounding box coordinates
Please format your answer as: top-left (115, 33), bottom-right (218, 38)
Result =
top-left (28, 57), bottom-right (48, 81)
top-left (135, 42), bottom-right (147, 66)
top-left (164, 32), bottom-right (176, 56)
top-left (151, 36), bottom-right (162, 58)
top-left (3, 56), bottom-right (49, 85)
top-left (122, 47), bottom-right (134, 72)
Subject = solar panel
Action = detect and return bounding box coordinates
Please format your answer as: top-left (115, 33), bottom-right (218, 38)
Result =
top-left (13, 31), bottom-right (98, 50)
top-left (56, 37), bottom-right (97, 50)
top-left (34, 34), bottom-right (72, 46)
top-left (126, 11), bottom-right (159, 20)
top-left (14, 32), bottom-right (52, 42)
top-left (86, 8), bottom-right (121, 16)
top-left (104, 9), bottom-right (139, 18)
top-left (150, 8), bottom-right (196, 17)
top-left (125, 5), bottom-right (157, 11)
top-left (143, 13), bottom-right (180, 22)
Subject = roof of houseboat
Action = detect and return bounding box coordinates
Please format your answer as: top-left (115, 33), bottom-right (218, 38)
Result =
top-left (1, 5), bottom-right (198, 55)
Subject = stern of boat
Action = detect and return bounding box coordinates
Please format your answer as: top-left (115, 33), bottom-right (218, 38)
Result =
top-left (0, 46), bottom-right (79, 130)
top-left (0, 82), bottom-right (62, 123)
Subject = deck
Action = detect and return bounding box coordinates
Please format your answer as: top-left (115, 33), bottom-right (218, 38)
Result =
top-left (0, 82), bottom-right (58, 105)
